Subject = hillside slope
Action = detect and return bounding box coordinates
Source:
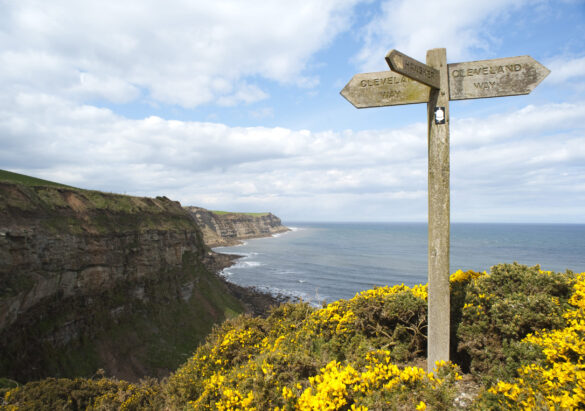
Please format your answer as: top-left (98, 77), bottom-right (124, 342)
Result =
top-left (0, 172), bottom-right (253, 382)
top-left (3, 264), bottom-right (583, 409)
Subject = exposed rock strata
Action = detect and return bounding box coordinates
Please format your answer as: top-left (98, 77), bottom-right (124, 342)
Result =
top-left (185, 206), bottom-right (289, 247)
top-left (0, 182), bottom-right (280, 382)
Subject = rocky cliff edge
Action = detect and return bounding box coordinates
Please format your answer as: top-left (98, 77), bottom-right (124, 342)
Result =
top-left (0, 178), bottom-right (280, 383)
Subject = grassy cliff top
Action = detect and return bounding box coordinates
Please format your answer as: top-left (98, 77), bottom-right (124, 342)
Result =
top-left (0, 171), bottom-right (272, 220)
top-left (211, 210), bottom-right (270, 217)
top-left (0, 169), bottom-right (195, 234)
top-left (0, 169), bottom-right (75, 189)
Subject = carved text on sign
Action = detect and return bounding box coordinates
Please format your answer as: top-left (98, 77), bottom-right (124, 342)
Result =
top-left (451, 64), bottom-right (522, 78)
top-left (359, 75), bottom-right (410, 87)
top-left (385, 49), bottom-right (440, 89)
top-left (342, 53), bottom-right (549, 106)
top-left (340, 71), bottom-right (430, 108)
top-left (448, 55), bottom-right (550, 100)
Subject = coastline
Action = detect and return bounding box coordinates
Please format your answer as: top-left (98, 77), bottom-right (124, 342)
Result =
top-left (197, 216), bottom-right (292, 315)
top-left (205, 225), bottom-right (290, 248)
top-left (207, 250), bottom-right (289, 316)
top-left (185, 206), bottom-right (290, 248)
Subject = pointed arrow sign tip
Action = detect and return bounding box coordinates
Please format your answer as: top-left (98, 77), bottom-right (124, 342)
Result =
top-left (340, 71), bottom-right (430, 108)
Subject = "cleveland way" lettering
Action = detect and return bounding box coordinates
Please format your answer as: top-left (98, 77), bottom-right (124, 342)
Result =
top-left (474, 81), bottom-right (496, 89)
top-left (452, 64), bottom-right (522, 78)
top-left (360, 76), bottom-right (410, 87)
top-left (381, 90), bottom-right (401, 98)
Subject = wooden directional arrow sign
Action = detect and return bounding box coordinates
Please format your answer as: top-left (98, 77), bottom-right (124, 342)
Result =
top-left (340, 71), bottom-right (431, 108)
top-left (341, 55), bottom-right (549, 108)
top-left (386, 49), bottom-right (440, 89)
top-left (448, 55), bottom-right (550, 100)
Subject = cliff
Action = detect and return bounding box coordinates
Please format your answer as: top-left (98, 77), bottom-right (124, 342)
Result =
top-left (185, 207), bottom-right (289, 247)
top-left (0, 172), bottom-right (273, 383)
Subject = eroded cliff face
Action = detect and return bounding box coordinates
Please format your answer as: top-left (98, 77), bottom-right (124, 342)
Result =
top-left (185, 207), bottom-right (289, 247)
top-left (0, 182), bottom-right (246, 382)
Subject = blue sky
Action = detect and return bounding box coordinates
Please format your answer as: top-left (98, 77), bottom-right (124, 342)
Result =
top-left (1, 0), bottom-right (584, 222)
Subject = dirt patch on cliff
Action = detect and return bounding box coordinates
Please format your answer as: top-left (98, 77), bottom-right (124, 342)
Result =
top-left (63, 191), bottom-right (88, 213)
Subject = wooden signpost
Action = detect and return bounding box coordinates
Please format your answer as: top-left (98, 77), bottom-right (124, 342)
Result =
top-left (341, 48), bottom-right (550, 372)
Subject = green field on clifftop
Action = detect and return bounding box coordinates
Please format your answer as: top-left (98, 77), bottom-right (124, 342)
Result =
top-left (211, 210), bottom-right (270, 216)
top-left (0, 169), bottom-right (74, 188)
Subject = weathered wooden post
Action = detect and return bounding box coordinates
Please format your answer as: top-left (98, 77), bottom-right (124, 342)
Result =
top-left (425, 48), bottom-right (451, 369)
top-left (385, 48), bottom-right (451, 370)
top-left (341, 47), bottom-right (549, 372)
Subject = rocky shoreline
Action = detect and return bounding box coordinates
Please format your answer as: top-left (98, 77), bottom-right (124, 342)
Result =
top-left (207, 250), bottom-right (289, 317)
top-left (195, 210), bottom-right (292, 316)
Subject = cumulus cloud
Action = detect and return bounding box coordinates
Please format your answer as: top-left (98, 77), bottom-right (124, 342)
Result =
top-left (0, 0), bottom-right (360, 108)
top-left (452, 103), bottom-right (585, 147)
top-left (1, 0), bottom-right (583, 222)
top-left (71, 72), bottom-right (141, 103)
top-left (449, 102), bottom-right (585, 222)
top-left (547, 55), bottom-right (585, 84)
top-left (354, 0), bottom-right (527, 71)
top-left (1, 91), bottom-right (583, 221)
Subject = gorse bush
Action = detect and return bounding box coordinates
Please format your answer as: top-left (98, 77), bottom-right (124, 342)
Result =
top-left (477, 271), bottom-right (585, 410)
top-left (2, 263), bottom-right (583, 410)
top-left (0, 376), bottom-right (162, 410)
top-left (164, 282), bottom-right (441, 409)
top-left (454, 263), bottom-right (576, 383)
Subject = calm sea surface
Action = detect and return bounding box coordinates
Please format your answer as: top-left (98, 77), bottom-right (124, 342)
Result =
top-left (214, 223), bottom-right (585, 305)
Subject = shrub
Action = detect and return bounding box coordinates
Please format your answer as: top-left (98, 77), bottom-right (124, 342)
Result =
top-left (1, 376), bottom-right (162, 410)
top-left (477, 272), bottom-right (585, 409)
top-left (4, 263), bottom-right (583, 410)
top-left (164, 282), bottom-right (450, 410)
top-left (455, 263), bottom-right (576, 383)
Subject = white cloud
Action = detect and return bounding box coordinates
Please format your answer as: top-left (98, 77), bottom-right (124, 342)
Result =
top-left (0, 93), bottom-right (429, 217)
top-left (450, 102), bottom-right (585, 222)
top-left (216, 83), bottom-right (269, 107)
top-left (547, 55), bottom-right (585, 84)
top-left (1, 0), bottom-right (583, 222)
top-left (354, 0), bottom-right (527, 71)
top-left (0, 0), bottom-right (361, 108)
top-left (2, 92), bottom-right (583, 221)
top-left (452, 103), bottom-right (585, 147)
top-left (249, 107), bottom-right (274, 119)
top-left (71, 73), bottom-right (140, 103)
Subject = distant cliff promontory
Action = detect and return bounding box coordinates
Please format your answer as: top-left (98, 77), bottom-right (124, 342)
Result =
top-left (185, 206), bottom-right (289, 247)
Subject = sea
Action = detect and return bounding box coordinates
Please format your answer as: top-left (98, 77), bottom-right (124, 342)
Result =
top-left (214, 223), bottom-right (585, 306)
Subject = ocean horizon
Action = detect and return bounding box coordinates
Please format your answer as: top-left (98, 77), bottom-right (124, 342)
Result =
top-left (214, 222), bottom-right (585, 306)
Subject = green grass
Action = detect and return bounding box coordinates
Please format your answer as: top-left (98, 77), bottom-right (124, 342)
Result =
top-left (0, 169), bottom-right (75, 189)
top-left (211, 210), bottom-right (269, 217)
top-left (0, 170), bottom-right (271, 220)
